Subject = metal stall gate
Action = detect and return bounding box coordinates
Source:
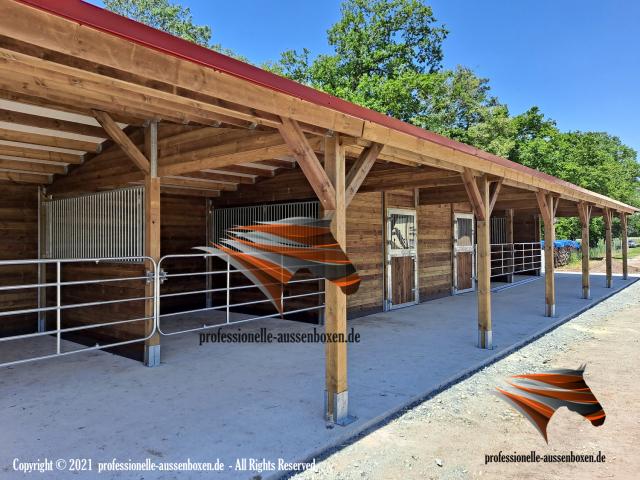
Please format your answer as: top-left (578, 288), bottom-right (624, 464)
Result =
top-left (0, 187), bottom-right (156, 367)
top-left (156, 201), bottom-right (325, 336)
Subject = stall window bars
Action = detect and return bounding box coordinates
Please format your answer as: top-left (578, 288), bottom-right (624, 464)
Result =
top-left (43, 187), bottom-right (144, 261)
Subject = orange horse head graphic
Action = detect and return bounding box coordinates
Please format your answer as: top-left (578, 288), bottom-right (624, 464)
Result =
top-left (196, 217), bottom-right (360, 314)
top-left (496, 366), bottom-right (605, 443)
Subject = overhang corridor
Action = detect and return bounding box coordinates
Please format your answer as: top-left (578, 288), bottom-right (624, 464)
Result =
top-left (0, 0), bottom-right (637, 426)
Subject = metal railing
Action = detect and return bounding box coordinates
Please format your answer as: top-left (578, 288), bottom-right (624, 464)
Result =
top-left (0, 256), bottom-right (157, 367)
top-left (490, 242), bottom-right (542, 278)
top-left (157, 253), bottom-right (325, 336)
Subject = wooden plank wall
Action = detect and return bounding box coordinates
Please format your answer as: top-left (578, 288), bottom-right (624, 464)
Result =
top-left (0, 182), bottom-right (38, 337)
top-left (514, 213), bottom-right (540, 242)
top-left (56, 262), bottom-right (146, 341)
top-left (160, 193), bottom-right (207, 314)
top-left (417, 203), bottom-right (452, 300)
top-left (346, 192), bottom-right (383, 316)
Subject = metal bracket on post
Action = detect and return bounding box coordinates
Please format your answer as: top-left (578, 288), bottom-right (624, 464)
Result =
top-left (478, 329), bottom-right (493, 349)
top-left (546, 304), bottom-right (556, 317)
top-left (144, 344), bottom-right (160, 367)
top-left (146, 269), bottom-right (166, 284)
top-left (324, 390), bottom-right (356, 426)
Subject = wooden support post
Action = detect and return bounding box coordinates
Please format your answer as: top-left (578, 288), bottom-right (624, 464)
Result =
top-left (604, 208), bottom-right (613, 288)
top-left (578, 202), bottom-right (592, 299)
top-left (323, 134), bottom-right (351, 424)
top-left (620, 212), bottom-right (628, 280)
top-left (476, 175), bottom-right (492, 348)
top-left (536, 191), bottom-right (556, 316)
top-left (144, 120), bottom-right (161, 367)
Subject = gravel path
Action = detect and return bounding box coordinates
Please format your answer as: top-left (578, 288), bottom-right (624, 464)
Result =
top-left (295, 280), bottom-right (640, 480)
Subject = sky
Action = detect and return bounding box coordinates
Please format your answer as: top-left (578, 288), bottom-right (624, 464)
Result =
top-left (90, 0), bottom-right (640, 154)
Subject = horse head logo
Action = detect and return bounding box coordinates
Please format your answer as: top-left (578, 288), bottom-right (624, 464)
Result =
top-left (496, 365), bottom-right (605, 443)
top-left (196, 216), bottom-right (360, 314)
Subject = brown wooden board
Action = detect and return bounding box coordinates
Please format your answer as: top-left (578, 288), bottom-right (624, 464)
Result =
top-left (391, 256), bottom-right (415, 305)
top-left (0, 182), bottom-right (38, 337)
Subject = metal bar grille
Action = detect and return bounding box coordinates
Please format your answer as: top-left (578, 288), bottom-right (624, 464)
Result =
top-left (43, 187), bottom-right (144, 261)
top-left (211, 200), bottom-right (320, 249)
top-left (490, 242), bottom-right (542, 277)
top-left (491, 217), bottom-right (506, 244)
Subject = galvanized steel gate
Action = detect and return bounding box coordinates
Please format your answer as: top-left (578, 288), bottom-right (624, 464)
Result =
top-left (0, 199), bottom-right (326, 367)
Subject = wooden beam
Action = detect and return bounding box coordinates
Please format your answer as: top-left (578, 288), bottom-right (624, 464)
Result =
top-left (345, 142), bottom-right (383, 205)
top-left (144, 120), bottom-right (160, 366)
top-left (216, 165), bottom-right (274, 177)
top-left (537, 192), bottom-right (556, 316)
top-left (92, 110), bottom-right (150, 173)
top-left (603, 208), bottom-right (613, 288)
top-left (535, 190), bottom-right (551, 225)
top-left (476, 174), bottom-right (492, 348)
top-left (159, 186), bottom-right (221, 197)
top-left (278, 117), bottom-right (336, 211)
top-left (158, 133), bottom-right (305, 177)
top-left (0, 127), bottom-right (101, 152)
top-left (323, 134), bottom-right (349, 423)
top-left (0, 108), bottom-right (106, 138)
top-left (176, 170), bottom-right (254, 184)
top-left (488, 179), bottom-right (503, 216)
top-left (0, 144), bottom-right (83, 164)
top-left (620, 212), bottom-right (628, 280)
top-left (0, 170), bottom-right (51, 184)
top-left (0, 158), bottom-right (66, 175)
top-left (160, 176), bottom-right (237, 191)
top-left (577, 202), bottom-right (592, 299)
top-left (461, 168), bottom-right (486, 221)
top-left (256, 158), bottom-right (296, 169)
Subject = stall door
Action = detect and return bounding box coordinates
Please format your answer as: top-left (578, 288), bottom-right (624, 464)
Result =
top-left (453, 213), bottom-right (475, 293)
top-left (386, 209), bottom-right (418, 309)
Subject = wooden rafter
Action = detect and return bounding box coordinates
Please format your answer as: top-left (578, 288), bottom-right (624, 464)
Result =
top-left (0, 144), bottom-right (83, 164)
top-left (345, 142), bottom-right (383, 205)
top-left (0, 170), bottom-right (51, 184)
top-left (577, 202), bottom-right (592, 225)
top-left (92, 110), bottom-right (150, 173)
top-left (488, 179), bottom-right (503, 215)
top-left (0, 127), bottom-right (100, 152)
top-left (461, 168), bottom-right (486, 221)
top-left (0, 108), bottom-right (106, 138)
top-left (0, 158), bottom-right (66, 175)
top-left (158, 133), bottom-right (304, 177)
top-left (277, 117), bottom-right (336, 211)
top-left (535, 190), bottom-right (552, 225)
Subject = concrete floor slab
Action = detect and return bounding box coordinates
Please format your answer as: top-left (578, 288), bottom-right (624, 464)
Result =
top-left (0, 273), bottom-right (635, 479)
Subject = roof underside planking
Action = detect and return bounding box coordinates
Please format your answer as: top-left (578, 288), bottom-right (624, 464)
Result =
top-left (0, 0), bottom-right (635, 217)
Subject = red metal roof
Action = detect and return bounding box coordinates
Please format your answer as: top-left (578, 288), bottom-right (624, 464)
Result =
top-left (14, 0), bottom-right (637, 210)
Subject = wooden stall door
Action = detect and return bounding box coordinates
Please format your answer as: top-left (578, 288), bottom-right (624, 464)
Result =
top-left (453, 213), bottom-right (475, 293)
top-left (386, 209), bottom-right (417, 309)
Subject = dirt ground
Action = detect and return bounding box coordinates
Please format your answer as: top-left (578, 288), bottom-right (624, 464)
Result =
top-left (296, 280), bottom-right (640, 480)
top-left (558, 250), bottom-right (640, 275)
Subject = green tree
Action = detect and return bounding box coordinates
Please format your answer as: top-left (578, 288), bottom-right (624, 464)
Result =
top-left (103, 0), bottom-right (243, 58)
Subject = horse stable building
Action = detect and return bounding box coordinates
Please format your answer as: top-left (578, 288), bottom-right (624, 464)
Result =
top-left (0, 0), bottom-right (636, 425)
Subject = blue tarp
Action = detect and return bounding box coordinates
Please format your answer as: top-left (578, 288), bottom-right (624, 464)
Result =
top-left (540, 239), bottom-right (581, 249)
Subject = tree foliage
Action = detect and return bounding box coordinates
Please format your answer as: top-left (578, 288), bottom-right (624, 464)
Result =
top-left (103, 0), bottom-right (241, 58)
